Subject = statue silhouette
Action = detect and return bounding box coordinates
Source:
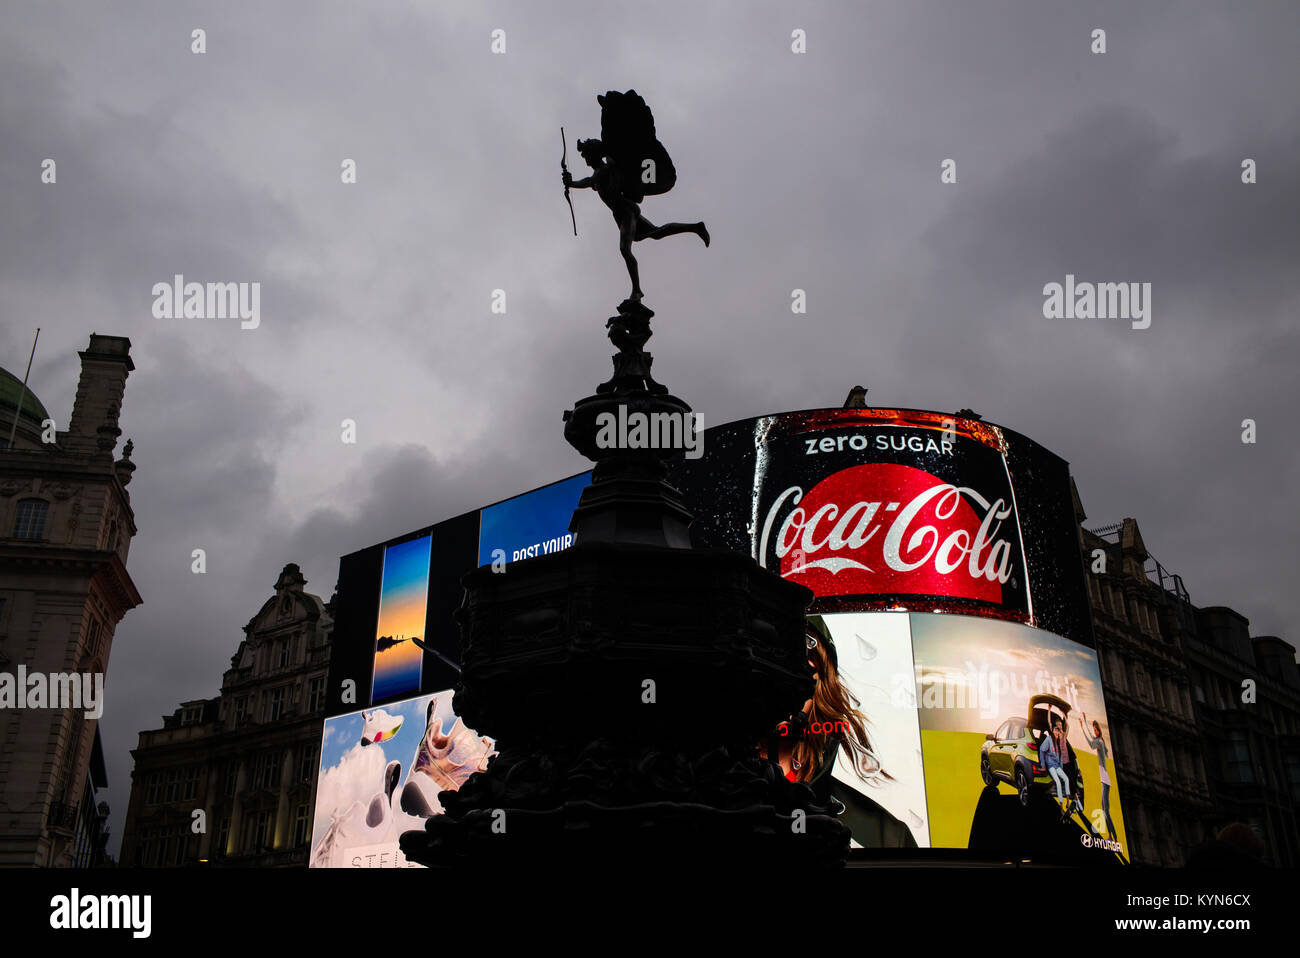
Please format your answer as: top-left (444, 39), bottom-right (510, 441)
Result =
top-left (563, 90), bottom-right (708, 303)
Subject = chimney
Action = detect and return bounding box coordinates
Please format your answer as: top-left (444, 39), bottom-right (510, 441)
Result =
top-left (1117, 517), bottom-right (1150, 580)
top-left (66, 334), bottom-right (134, 456)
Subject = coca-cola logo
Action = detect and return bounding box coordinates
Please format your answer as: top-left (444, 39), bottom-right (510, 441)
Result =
top-left (758, 463), bottom-right (1019, 602)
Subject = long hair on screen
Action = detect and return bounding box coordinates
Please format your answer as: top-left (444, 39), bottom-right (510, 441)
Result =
top-left (796, 616), bottom-right (891, 786)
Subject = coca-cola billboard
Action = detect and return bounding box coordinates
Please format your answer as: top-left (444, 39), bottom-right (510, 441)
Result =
top-left (669, 407), bottom-right (1093, 646)
top-left (760, 462), bottom-right (1019, 602)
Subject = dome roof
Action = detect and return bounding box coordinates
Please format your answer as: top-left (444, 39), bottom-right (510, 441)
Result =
top-left (0, 366), bottom-right (50, 426)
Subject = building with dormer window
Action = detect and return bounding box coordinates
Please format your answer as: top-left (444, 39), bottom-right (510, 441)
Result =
top-left (1074, 486), bottom-right (1299, 866)
top-left (119, 563), bottom-right (332, 867)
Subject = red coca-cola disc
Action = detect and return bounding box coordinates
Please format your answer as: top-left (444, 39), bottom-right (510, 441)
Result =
top-left (773, 463), bottom-right (1014, 603)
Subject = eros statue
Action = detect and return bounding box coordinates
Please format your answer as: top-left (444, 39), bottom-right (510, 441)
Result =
top-left (562, 90), bottom-right (708, 304)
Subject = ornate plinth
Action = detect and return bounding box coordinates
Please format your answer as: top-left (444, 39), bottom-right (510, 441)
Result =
top-left (563, 299), bottom-right (694, 549)
top-left (400, 298), bottom-right (850, 869)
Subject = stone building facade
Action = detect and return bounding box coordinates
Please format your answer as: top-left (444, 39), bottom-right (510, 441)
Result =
top-left (119, 564), bottom-right (332, 866)
top-left (1075, 487), bottom-right (1299, 866)
top-left (1183, 609), bottom-right (1300, 865)
top-left (0, 334), bottom-right (141, 867)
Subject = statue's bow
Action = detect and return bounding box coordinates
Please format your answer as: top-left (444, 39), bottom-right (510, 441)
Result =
top-left (561, 127), bottom-right (577, 237)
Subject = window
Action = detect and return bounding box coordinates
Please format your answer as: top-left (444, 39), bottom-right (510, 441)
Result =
top-left (1147, 734), bottom-right (1163, 774)
top-left (161, 828), bottom-right (186, 867)
top-left (85, 617), bottom-right (104, 658)
top-left (1123, 728), bottom-right (1143, 776)
top-left (256, 751), bottom-right (281, 791)
top-left (1223, 730), bottom-right (1254, 783)
top-left (277, 640), bottom-right (289, 669)
top-left (182, 766), bottom-right (199, 802)
top-left (232, 696), bottom-right (249, 727)
top-left (1207, 676), bottom-right (1223, 710)
top-left (138, 831), bottom-right (152, 866)
top-left (223, 760), bottom-right (238, 798)
top-left (1108, 650), bottom-right (1127, 693)
top-left (243, 809), bottom-right (272, 852)
top-left (293, 804), bottom-right (310, 847)
top-left (181, 706), bottom-right (201, 726)
top-left (216, 817), bottom-right (231, 858)
top-left (298, 744), bottom-right (317, 784)
top-left (255, 752), bottom-right (270, 790)
top-left (1134, 666), bottom-right (1150, 701)
top-left (163, 768), bottom-right (181, 803)
top-left (307, 675), bottom-right (326, 714)
top-left (256, 810), bottom-right (272, 850)
top-left (145, 773), bottom-right (161, 806)
top-left (13, 499), bottom-right (49, 540)
top-left (1285, 755), bottom-right (1300, 798)
top-left (269, 686), bottom-right (285, 722)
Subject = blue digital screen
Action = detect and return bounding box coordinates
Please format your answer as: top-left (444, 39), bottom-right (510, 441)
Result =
top-left (477, 471), bottom-right (592, 567)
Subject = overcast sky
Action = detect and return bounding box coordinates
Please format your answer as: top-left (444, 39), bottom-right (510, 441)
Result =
top-left (3, 1), bottom-right (1296, 859)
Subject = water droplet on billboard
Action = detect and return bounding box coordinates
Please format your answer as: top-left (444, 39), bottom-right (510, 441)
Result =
top-left (855, 750), bottom-right (881, 778)
top-left (854, 632), bottom-right (877, 661)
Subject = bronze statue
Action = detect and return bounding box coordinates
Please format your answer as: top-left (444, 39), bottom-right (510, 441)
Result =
top-left (562, 90), bottom-right (708, 303)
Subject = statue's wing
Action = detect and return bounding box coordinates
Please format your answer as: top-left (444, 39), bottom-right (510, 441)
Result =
top-left (598, 89), bottom-right (677, 203)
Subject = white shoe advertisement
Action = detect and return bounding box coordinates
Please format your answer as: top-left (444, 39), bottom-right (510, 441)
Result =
top-left (309, 691), bottom-right (495, 868)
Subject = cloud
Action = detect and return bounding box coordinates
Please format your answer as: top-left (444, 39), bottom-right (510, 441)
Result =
top-left (2, 0), bottom-right (1294, 863)
top-left (312, 743), bottom-right (389, 851)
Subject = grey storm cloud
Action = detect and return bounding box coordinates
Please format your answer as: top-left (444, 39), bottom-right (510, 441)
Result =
top-left (1, 0), bottom-right (1296, 858)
